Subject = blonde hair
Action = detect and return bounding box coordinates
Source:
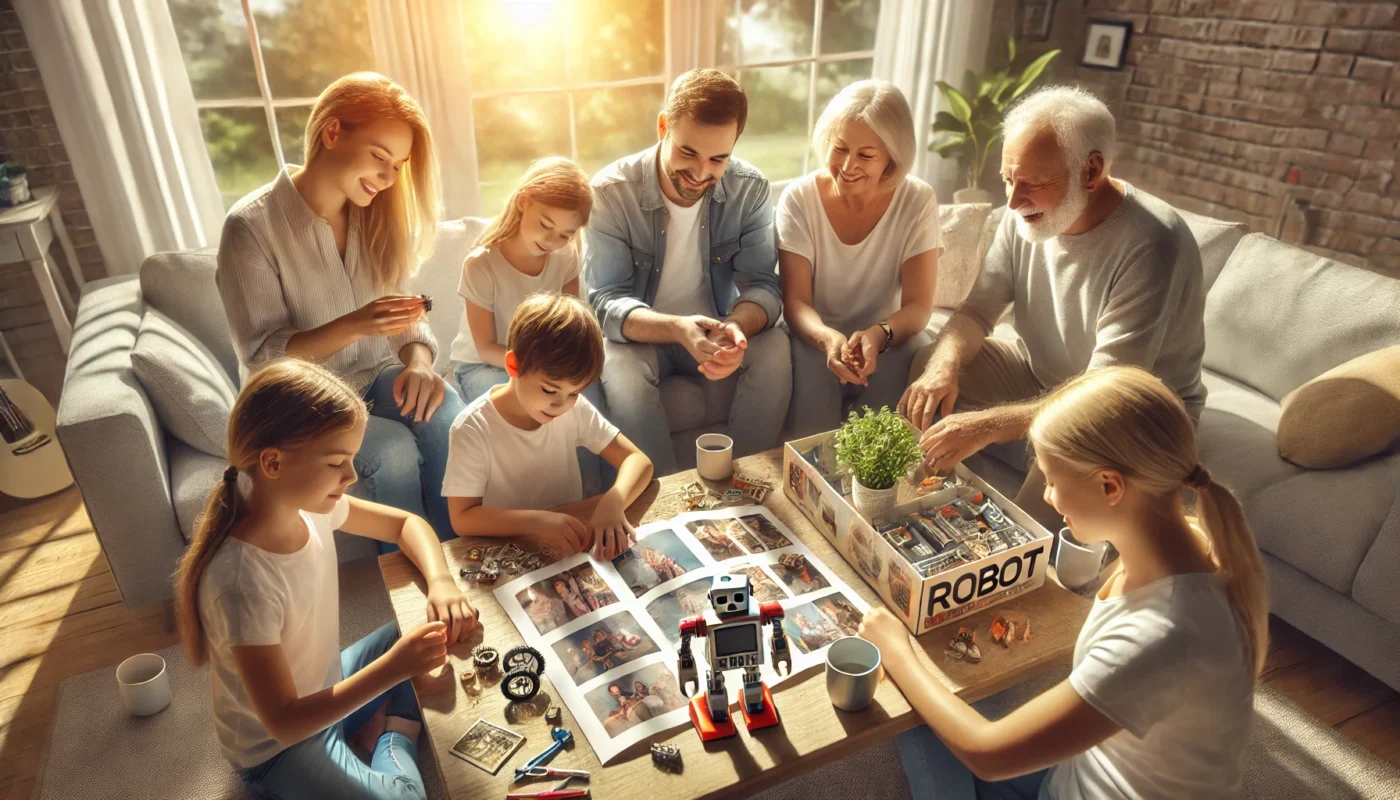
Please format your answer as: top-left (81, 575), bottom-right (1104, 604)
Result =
top-left (173, 360), bottom-right (367, 667)
top-left (1003, 85), bottom-right (1117, 174)
top-left (304, 72), bottom-right (439, 292)
top-left (477, 157), bottom-right (592, 250)
top-left (1029, 366), bottom-right (1269, 678)
top-left (812, 80), bottom-right (916, 185)
top-left (507, 293), bottom-right (605, 387)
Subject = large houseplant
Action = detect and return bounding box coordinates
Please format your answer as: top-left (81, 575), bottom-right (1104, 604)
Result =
top-left (833, 406), bottom-right (922, 519)
top-left (930, 38), bottom-right (1060, 203)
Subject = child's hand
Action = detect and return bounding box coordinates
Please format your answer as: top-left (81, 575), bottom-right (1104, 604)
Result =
top-left (426, 576), bottom-right (479, 644)
top-left (857, 607), bottom-right (914, 663)
top-left (529, 511), bottom-right (590, 555)
top-left (386, 621), bottom-right (448, 680)
top-left (588, 501), bottom-right (637, 560)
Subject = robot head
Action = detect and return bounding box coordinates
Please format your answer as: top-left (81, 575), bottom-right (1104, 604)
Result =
top-left (709, 574), bottom-right (751, 617)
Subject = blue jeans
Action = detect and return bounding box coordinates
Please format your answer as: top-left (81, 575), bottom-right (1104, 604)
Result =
top-left (450, 361), bottom-right (612, 497)
top-left (897, 725), bottom-right (1050, 800)
top-left (236, 624), bottom-right (424, 800)
top-left (356, 365), bottom-right (465, 553)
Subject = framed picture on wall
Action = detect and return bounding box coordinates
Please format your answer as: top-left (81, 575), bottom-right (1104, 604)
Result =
top-left (1081, 20), bottom-right (1132, 70)
top-left (1017, 0), bottom-right (1056, 42)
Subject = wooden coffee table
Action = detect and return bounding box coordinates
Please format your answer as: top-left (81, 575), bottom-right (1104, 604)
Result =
top-left (379, 449), bottom-right (1091, 800)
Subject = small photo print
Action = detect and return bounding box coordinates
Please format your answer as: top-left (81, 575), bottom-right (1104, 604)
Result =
top-left (819, 501), bottom-right (837, 539)
top-left (585, 662), bottom-right (689, 738)
top-left (721, 519), bottom-right (766, 553)
top-left (787, 461), bottom-right (805, 502)
top-left (887, 560), bottom-right (915, 618)
top-left (685, 519), bottom-right (747, 561)
top-left (734, 512), bottom-right (794, 551)
top-left (730, 564), bottom-right (787, 603)
top-left (450, 718), bottom-right (525, 774)
top-left (646, 576), bottom-right (713, 646)
top-left (515, 563), bottom-right (620, 636)
top-left (846, 520), bottom-right (884, 583)
top-left (551, 612), bottom-right (662, 684)
top-left (768, 553), bottom-right (830, 596)
top-left (611, 529), bottom-right (702, 596)
top-left (782, 592), bottom-right (865, 655)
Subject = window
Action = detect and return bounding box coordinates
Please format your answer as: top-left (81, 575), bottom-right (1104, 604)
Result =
top-left (717, 0), bottom-right (880, 184)
top-left (169, 0), bottom-right (375, 208)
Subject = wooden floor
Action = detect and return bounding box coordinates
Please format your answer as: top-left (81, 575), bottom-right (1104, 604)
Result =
top-left (0, 489), bottom-right (1397, 799)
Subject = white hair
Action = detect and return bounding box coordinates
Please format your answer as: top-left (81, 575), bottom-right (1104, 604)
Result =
top-left (1003, 85), bottom-right (1116, 173)
top-left (812, 80), bottom-right (915, 184)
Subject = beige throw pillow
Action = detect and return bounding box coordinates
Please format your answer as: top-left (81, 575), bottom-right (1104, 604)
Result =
top-left (1277, 345), bottom-right (1400, 469)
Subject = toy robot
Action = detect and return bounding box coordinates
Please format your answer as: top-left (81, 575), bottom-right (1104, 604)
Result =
top-left (677, 574), bottom-right (792, 741)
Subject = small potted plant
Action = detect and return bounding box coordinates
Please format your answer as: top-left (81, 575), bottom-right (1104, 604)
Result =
top-left (832, 406), bottom-right (922, 519)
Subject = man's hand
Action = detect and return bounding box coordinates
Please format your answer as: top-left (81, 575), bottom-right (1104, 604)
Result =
top-left (919, 410), bottom-right (998, 474)
top-left (392, 361), bottom-right (446, 424)
top-left (899, 360), bottom-right (961, 432)
top-left (699, 321), bottom-right (747, 380)
top-left (528, 511), bottom-right (591, 555)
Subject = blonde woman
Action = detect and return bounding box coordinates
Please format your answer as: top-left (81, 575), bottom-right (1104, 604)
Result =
top-left (860, 366), bottom-right (1267, 799)
top-left (217, 73), bottom-right (463, 550)
top-left (778, 80), bottom-right (941, 436)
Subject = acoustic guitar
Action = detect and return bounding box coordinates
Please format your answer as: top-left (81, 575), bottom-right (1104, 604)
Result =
top-left (0, 379), bottom-right (73, 498)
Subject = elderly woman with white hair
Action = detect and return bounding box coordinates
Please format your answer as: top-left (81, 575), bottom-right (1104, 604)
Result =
top-left (777, 80), bottom-right (941, 436)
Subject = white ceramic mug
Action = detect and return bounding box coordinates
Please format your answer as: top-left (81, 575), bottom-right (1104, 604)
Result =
top-left (117, 653), bottom-right (172, 716)
top-left (695, 433), bottom-right (734, 482)
top-left (825, 636), bottom-right (882, 712)
top-left (1052, 527), bottom-right (1111, 591)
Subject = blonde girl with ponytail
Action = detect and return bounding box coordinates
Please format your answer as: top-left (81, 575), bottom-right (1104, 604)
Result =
top-left (860, 365), bottom-right (1266, 800)
top-left (173, 360), bottom-right (479, 800)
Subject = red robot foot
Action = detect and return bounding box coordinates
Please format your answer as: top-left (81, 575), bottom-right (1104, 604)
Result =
top-left (738, 682), bottom-right (780, 731)
top-left (688, 694), bottom-right (738, 741)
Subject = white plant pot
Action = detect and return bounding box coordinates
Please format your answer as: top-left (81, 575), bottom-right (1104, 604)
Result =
top-left (851, 477), bottom-right (899, 520)
top-left (952, 187), bottom-right (995, 205)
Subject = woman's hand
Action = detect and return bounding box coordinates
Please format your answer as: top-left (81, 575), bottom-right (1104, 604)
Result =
top-left (342, 296), bottom-right (425, 339)
top-left (821, 329), bottom-right (863, 385)
top-left (857, 607), bottom-right (915, 666)
top-left (393, 361), bottom-right (446, 424)
top-left (588, 498), bottom-right (637, 560)
top-left (843, 327), bottom-right (883, 382)
top-left (425, 576), bottom-right (479, 644)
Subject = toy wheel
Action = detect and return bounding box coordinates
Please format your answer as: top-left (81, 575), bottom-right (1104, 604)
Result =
top-left (502, 645), bottom-right (545, 674)
top-left (502, 668), bottom-right (541, 702)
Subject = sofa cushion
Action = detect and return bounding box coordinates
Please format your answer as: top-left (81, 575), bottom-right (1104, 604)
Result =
top-left (410, 217), bottom-right (489, 374)
top-left (1195, 371), bottom-right (1305, 501)
top-left (1203, 234), bottom-right (1400, 402)
top-left (169, 440), bottom-right (225, 540)
top-left (130, 309), bottom-right (237, 458)
top-left (934, 203), bottom-right (1002, 310)
top-left (1173, 206), bottom-right (1247, 292)
top-left (1352, 457), bottom-right (1400, 626)
top-left (1277, 344), bottom-right (1400, 469)
top-left (139, 249), bottom-right (239, 383)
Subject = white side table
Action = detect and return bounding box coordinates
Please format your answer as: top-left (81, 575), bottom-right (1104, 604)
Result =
top-left (0, 186), bottom-right (86, 353)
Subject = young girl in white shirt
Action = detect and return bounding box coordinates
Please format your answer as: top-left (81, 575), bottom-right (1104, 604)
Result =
top-left (174, 359), bottom-right (480, 800)
top-left (860, 366), bottom-right (1267, 799)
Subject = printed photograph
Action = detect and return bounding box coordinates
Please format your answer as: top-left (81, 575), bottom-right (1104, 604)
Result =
top-left (611, 529), bottom-right (701, 596)
top-left (721, 519), bottom-right (766, 553)
top-left (846, 520), bottom-right (884, 583)
top-left (515, 563), bottom-right (620, 636)
top-left (769, 553), bottom-right (830, 596)
top-left (887, 560), bottom-right (914, 617)
top-left (735, 513), bottom-right (794, 551)
top-left (787, 461), bottom-right (805, 502)
top-left (820, 501), bottom-right (837, 539)
top-left (781, 600), bottom-right (847, 655)
top-left (814, 592), bottom-right (864, 637)
top-left (685, 519), bottom-right (746, 561)
top-left (449, 718), bottom-right (525, 775)
top-left (729, 564), bottom-right (787, 603)
top-left (585, 662), bottom-right (689, 738)
top-left (646, 576), bottom-right (714, 646)
top-left (551, 612), bottom-right (661, 684)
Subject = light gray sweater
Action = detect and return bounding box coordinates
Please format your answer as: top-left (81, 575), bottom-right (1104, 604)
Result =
top-left (960, 182), bottom-right (1207, 417)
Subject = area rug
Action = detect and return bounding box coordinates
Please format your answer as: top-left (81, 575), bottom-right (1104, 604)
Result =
top-left (36, 572), bottom-right (1400, 799)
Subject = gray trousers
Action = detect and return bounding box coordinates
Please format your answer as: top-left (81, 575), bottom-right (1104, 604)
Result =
top-left (788, 329), bottom-right (933, 439)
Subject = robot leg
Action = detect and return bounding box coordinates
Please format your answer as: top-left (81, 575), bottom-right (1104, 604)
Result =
top-left (742, 665), bottom-right (765, 714)
top-left (707, 669), bottom-right (729, 724)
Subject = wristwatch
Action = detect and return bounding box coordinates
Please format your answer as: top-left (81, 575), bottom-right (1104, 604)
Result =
top-left (877, 322), bottom-right (894, 353)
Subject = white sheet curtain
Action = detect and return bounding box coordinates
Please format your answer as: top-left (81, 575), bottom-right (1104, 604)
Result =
top-left (13, 0), bottom-right (224, 275)
top-left (367, 0), bottom-right (482, 220)
top-left (873, 0), bottom-right (993, 201)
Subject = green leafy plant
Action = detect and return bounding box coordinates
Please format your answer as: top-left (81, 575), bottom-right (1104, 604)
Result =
top-left (832, 406), bottom-right (922, 492)
top-left (930, 38), bottom-right (1061, 191)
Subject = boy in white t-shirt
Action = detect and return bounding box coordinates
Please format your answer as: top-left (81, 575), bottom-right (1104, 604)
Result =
top-left (444, 293), bottom-right (654, 559)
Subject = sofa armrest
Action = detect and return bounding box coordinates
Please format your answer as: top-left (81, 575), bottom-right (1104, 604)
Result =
top-left (57, 276), bottom-right (186, 608)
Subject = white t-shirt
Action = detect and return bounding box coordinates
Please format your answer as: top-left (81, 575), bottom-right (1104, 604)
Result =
top-left (776, 173), bottom-right (942, 334)
top-left (197, 495), bottom-right (349, 769)
top-left (442, 392), bottom-right (620, 510)
top-left (448, 244), bottom-right (582, 366)
top-left (651, 193), bottom-right (714, 318)
top-left (1046, 572), bottom-right (1254, 799)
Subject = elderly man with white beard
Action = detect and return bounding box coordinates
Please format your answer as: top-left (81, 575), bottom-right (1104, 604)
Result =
top-left (899, 86), bottom-right (1206, 528)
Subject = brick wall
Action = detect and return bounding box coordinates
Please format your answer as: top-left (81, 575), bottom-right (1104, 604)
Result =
top-left (0, 0), bottom-right (107, 403)
top-left (988, 0), bottom-right (1400, 276)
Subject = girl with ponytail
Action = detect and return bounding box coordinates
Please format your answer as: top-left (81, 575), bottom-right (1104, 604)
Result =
top-left (174, 359), bottom-right (479, 799)
top-left (861, 365), bottom-right (1266, 799)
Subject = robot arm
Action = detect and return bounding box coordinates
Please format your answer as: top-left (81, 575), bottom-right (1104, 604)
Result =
top-left (678, 615), bottom-right (706, 695)
top-left (760, 602), bottom-right (792, 676)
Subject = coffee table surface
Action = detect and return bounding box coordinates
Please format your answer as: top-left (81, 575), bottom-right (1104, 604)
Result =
top-left (379, 450), bottom-right (1091, 800)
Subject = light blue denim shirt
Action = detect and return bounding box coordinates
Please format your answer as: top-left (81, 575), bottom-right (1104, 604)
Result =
top-left (583, 144), bottom-right (781, 343)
